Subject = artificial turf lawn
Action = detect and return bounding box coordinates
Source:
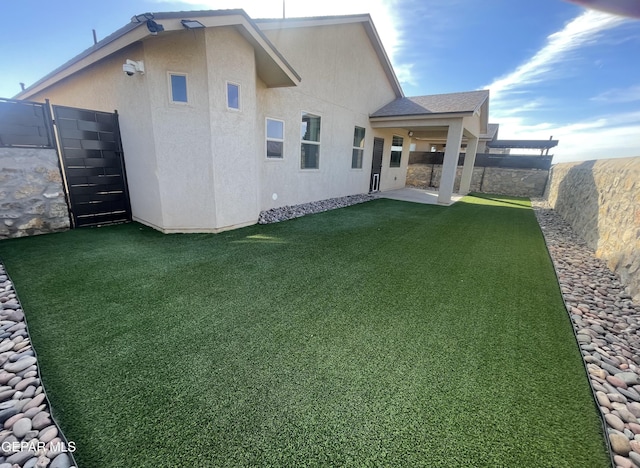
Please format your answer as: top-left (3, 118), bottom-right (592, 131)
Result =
top-left (0, 195), bottom-right (609, 467)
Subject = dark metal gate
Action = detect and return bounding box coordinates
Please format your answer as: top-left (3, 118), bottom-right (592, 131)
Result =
top-left (53, 105), bottom-right (131, 228)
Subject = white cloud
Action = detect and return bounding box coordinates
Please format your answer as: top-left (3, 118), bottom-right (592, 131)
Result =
top-left (495, 111), bottom-right (640, 163)
top-left (484, 10), bottom-right (628, 100)
top-left (591, 84), bottom-right (640, 103)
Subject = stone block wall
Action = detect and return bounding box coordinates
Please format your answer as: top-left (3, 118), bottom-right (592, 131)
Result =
top-left (0, 148), bottom-right (70, 239)
top-left (545, 157), bottom-right (640, 302)
top-left (406, 164), bottom-right (548, 198)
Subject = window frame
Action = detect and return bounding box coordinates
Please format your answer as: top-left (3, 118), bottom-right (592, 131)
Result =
top-left (168, 72), bottom-right (189, 105)
top-left (351, 126), bottom-right (366, 170)
top-left (266, 117), bottom-right (285, 160)
top-left (300, 111), bottom-right (321, 170)
top-left (390, 134), bottom-right (404, 168)
top-left (226, 81), bottom-right (241, 111)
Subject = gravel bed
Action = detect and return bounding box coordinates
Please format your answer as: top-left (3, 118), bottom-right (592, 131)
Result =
top-left (534, 202), bottom-right (640, 468)
top-left (258, 193), bottom-right (376, 224)
top-left (0, 265), bottom-right (76, 468)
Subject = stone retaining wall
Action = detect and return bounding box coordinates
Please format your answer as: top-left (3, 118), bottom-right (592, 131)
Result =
top-left (545, 157), bottom-right (640, 302)
top-left (406, 164), bottom-right (549, 197)
top-left (0, 148), bottom-right (70, 239)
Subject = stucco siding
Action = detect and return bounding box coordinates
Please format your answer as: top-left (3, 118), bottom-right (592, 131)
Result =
top-left (257, 22), bottom-right (400, 210)
top-left (143, 30), bottom-right (216, 231)
top-left (204, 27), bottom-right (260, 230)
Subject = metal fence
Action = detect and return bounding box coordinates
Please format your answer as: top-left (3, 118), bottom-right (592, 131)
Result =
top-left (409, 151), bottom-right (553, 170)
top-left (0, 98), bottom-right (55, 148)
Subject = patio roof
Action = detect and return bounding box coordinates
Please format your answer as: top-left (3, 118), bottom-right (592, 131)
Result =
top-left (370, 90), bottom-right (489, 118)
top-left (481, 123), bottom-right (500, 141)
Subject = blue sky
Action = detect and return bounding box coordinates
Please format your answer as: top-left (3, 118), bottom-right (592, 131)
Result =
top-left (1, 0), bottom-right (638, 162)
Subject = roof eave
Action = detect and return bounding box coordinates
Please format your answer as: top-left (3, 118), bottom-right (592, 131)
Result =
top-left (369, 111), bottom-right (474, 121)
top-left (17, 10), bottom-right (300, 100)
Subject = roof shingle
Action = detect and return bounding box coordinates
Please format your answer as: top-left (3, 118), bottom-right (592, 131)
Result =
top-left (371, 90), bottom-right (489, 118)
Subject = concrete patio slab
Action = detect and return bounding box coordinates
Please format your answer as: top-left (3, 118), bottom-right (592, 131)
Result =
top-left (377, 187), bottom-right (464, 206)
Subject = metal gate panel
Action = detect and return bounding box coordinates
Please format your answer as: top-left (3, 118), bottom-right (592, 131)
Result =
top-left (53, 105), bottom-right (131, 228)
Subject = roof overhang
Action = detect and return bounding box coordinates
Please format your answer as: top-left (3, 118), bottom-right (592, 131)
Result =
top-left (256, 14), bottom-right (403, 98)
top-left (17, 9), bottom-right (301, 100)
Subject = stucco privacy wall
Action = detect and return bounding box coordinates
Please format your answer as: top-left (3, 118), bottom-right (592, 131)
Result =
top-left (545, 157), bottom-right (640, 302)
top-left (406, 164), bottom-right (549, 197)
top-left (258, 22), bottom-right (406, 209)
top-left (0, 148), bottom-right (70, 238)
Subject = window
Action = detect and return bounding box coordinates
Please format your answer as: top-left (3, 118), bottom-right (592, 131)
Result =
top-left (301, 112), bottom-right (321, 169)
top-left (352, 126), bottom-right (365, 169)
top-left (266, 118), bottom-right (284, 159)
top-left (390, 135), bottom-right (404, 167)
top-left (169, 74), bottom-right (188, 103)
top-left (227, 82), bottom-right (240, 110)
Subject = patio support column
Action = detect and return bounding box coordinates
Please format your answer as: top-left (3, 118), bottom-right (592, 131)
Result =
top-left (438, 119), bottom-right (464, 205)
top-left (459, 134), bottom-right (478, 195)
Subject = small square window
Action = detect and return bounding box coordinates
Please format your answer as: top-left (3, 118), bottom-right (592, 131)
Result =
top-left (170, 74), bottom-right (188, 103)
top-left (227, 82), bottom-right (240, 110)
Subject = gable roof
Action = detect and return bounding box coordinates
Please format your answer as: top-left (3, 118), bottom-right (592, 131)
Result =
top-left (370, 90), bottom-right (489, 118)
top-left (256, 14), bottom-right (403, 98)
top-left (16, 9), bottom-right (301, 100)
top-left (481, 123), bottom-right (500, 141)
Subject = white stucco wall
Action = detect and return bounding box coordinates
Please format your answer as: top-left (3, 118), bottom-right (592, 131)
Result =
top-left (204, 27), bottom-right (260, 230)
top-left (258, 22), bottom-right (401, 210)
top-left (142, 29), bottom-right (217, 232)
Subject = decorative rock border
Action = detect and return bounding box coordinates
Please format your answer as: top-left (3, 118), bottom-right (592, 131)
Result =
top-left (0, 264), bottom-right (76, 468)
top-left (534, 203), bottom-right (640, 468)
top-left (258, 194), bottom-right (376, 224)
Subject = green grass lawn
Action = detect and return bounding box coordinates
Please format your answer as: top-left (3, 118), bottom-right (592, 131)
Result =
top-left (0, 195), bottom-right (608, 467)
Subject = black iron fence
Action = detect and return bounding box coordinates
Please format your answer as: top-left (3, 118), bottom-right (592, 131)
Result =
top-left (409, 151), bottom-right (553, 170)
top-left (0, 98), bottom-right (55, 148)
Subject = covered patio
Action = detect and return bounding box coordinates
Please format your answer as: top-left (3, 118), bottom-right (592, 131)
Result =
top-left (370, 90), bottom-right (490, 205)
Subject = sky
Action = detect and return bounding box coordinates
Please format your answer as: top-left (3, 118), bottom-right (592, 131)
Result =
top-left (1, 0), bottom-right (638, 163)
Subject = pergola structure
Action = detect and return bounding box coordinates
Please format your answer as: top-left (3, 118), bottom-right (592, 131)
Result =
top-left (370, 90), bottom-right (489, 205)
top-left (487, 138), bottom-right (559, 155)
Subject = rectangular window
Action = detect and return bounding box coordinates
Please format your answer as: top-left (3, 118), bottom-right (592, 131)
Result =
top-left (169, 74), bottom-right (187, 103)
top-left (390, 135), bottom-right (404, 167)
top-left (301, 112), bottom-right (321, 169)
top-left (352, 126), bottom-right (365, 169)
top-left (266, 118), bottom-right (284, 159)
top-left (227, 82), bottom-right (240, 110)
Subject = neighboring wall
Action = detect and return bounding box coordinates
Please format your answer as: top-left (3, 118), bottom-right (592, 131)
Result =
top-left (0, 148), bottom-right (70, 239)
top-left (407, 163), bottom-right (549, 197)
top-left (546, 157), bottom-right (640, 302)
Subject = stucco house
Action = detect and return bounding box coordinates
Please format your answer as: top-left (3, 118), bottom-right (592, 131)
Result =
top-left (17, 9), bottom-right (489, 233)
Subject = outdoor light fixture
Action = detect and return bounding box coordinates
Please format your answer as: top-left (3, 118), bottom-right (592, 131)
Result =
top-left (131, 13), bottom-right (165, 35)
top-left (181, 19), bottom-right (205, 29)
top-left (408, 131), bottom-right (414, 137)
